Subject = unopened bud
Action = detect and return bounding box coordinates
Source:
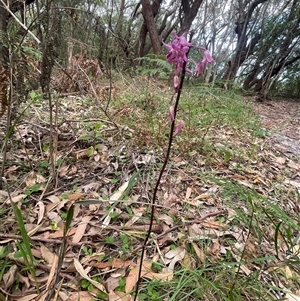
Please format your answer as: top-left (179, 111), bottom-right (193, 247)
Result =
top-left (169, 105), bottom-right (175, 121)
top-left (174, 75), bottom-right (179, 92)
top-left (174, 120), bottom-right (185, 134)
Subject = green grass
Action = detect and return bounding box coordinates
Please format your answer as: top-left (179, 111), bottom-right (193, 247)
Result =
top-left (112, 81), bottom-right (262, 154)
top-left (2, 76), bottom-right (299, 300)
top-left (138, 264), bottom-right (273, 301)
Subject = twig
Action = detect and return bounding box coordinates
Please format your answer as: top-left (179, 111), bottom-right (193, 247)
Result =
top-left (0, 0), bottom-right (40, 43)
top-left (36, 265), bottom-right (73, 281)
top-left (0, 233), bottom-right (96, 246)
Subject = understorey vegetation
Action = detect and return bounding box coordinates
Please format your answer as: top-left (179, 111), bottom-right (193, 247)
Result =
top-left (0, 1), bottom-right (299, 301)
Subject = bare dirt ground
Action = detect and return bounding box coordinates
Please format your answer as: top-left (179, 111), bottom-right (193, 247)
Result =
top-left (248, 97), bottom-right (300, 158)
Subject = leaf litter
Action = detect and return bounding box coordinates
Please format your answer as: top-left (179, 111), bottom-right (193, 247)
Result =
top-left (0, 85), bottom-right (299, 300)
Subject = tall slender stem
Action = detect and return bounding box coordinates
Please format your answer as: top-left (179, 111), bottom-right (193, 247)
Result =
top-left (133, 32), bottom-right (194, 301)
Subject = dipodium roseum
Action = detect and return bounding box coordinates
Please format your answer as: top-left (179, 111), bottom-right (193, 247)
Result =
top-left (163, 32), bottom-right (193, 77)
top-left (164, 32), bottom-right (213, 134)
top-left (164, 32), bottom-right (213, 90)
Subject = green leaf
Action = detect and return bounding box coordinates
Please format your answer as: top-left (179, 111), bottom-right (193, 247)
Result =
top-left (64, 204), bottom-right (74, 235)
top-left (78, 135), bottom-right (92, 141)
top-left (86, 146), bottom-right (95, 157)
top-left (81, 279), bottom-right (90, 289)
top-left (13, 205), bottom-right (35, 266)
top-left (96, 290), bottom-right (108, 299)
top-left (274, 221), bottom-right (282, 258)
top-left (224, 150), bottom-right (232, 163)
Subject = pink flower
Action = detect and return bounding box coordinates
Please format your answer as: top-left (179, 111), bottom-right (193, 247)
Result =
top-left (194, 50), bottom-right (214, 77)
top-left (169, 105), bottom-right (175, 121)
top-left (163, 32), bottom-right (192, 76)
top-left (163, 32), bottom-right (214, 81)
top-left (194, 59), bottom-right (206, 76)
top-left (163, 32), bottom-right (214, 135)
top-left (174, 75), bottom-right (179, 92)
top-left (203, 49), bottom-right (214, 63)
top-left (174, 120), bottom-right (185, 134)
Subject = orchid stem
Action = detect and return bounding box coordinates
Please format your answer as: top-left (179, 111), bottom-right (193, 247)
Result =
top-left (133, 32), bottom-right (194, 301)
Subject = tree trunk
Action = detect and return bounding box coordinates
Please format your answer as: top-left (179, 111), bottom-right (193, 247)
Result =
top-left (223, 0), bottom-right (268, 82)
top-left (178, 0), bottom-right (204, 35)
top-left (243, 0), bottom-right (300, 94)
top-left (137, 0), bottom-right (162, 56)
top-left (0, 2), bottom-right (9, 118)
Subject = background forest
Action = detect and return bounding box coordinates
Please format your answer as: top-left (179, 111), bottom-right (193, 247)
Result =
top-left (0, 0), bottom-right (300, 101)
top-left (0, 1), bottom-right (300, 301)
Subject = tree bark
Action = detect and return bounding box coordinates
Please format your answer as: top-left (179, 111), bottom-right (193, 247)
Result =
top-left (223, 0), bottom-right (268, 81)
top-left (137, 0), bottom-right (162, 56)
top-left (243, 0), bottom-right (300, 93)
top-left (178, 0), bottom-right (204, 35)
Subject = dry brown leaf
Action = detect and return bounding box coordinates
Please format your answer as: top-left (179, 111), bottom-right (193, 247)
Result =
top-left (17, 272), bottom-right (30, 288)
top-left (40, 244), bottom-right (56, 264)
top-left (236, 179), bottom-right (253, 188)
top-left (17, 294), bottom-right (38, 301)
top-left (191, 242), bottom-right (205, 262)
top-left (65, 291), bottom-right (94, 301)
top-left (102, 208), bottom-right (121, 228)
top-left (3, 264), bottom-right (17, 289)
top-left (185, 187), bottom-right (192, 199)
top-left (285, 266), bottom-right (293, 279)
top-left (201, 220), bottom-right (227, 230)
top-left (58, 165), bottom-right (70, 178)
top-left (239, 264), bottom-right (251, 276)
top-left (181, 252), bottom-right (194, 269)
top-left (69, 191), bottom-right (85, 202)
top-left (9, 194), bottom-right (27, 204)
top-left (157, 214), bottom-right (174, 226)
top-left (91, 258), bottom-right (136, 269)
top-left (287, 160), bottom-right (300, 170)
top-left (193, 193), bottom-right (210, 201)
top-left (125, 261), bottom-right (173, 293)
top-left (46, 227), bottom-right (76, 239)
top-left (284, 179), bottom-right (300, 189)
top-left (0, 190), bottom-right (8, 199)
top-left (28, 223), bottom-right (44, 236)
top-left (106, 275), bottom-right (122, 292)
top-left (165, 246), bottom-right (185, 270)
top-left (72, 216), bottom-right (91, 243)
top-left (110, 181), bottom-right (129, 203)
top-left (275, 157), bottom-right (286, 165)
top-left (25, 171), bottom-right (46, 187)
top-left (46, 251), bottom-right (59, 289)
top-left (109, 290), bottom-right (134, 301)
top-left (114, 291), bottom-right (133, 301)
top-left (68, 165), bottom-right (78, 175)
top-left (74, 258), bottom-right (106, 292)
top-left (109, 290), bottom-right (133, 301)
top-left (208, 240), bottom-right (220, 256)
top-left (124, 209), bottom-right (143, 227)
top-left (46, 195), bottom-right (61, 204)
top-left (58, 291), bottom-right (69, 301)
top-left (81, 182), bottom-right (100, 193)
top-left (36, 201), bottom-right (45, 225)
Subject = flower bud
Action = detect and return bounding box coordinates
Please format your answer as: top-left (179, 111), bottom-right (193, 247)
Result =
top-left (169, 105), bottom-right (175, 121)
top-left (174, 120), bottom-right (185, 134)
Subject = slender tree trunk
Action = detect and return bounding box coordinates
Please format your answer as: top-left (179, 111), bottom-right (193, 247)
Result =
top-left (223, 0), bottom-right (268, 81)
top-left (0, 1), bottom-right (9, 119)
top-left (178, 0), bottom-right (204, 35)
top-left (138, 0), bottom-right (162, 55)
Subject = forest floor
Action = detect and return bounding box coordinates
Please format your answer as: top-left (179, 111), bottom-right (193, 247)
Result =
top-left (0, 80), bottom-right (299, 301)
top-left (251, 98), bottom-right (300, 157)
